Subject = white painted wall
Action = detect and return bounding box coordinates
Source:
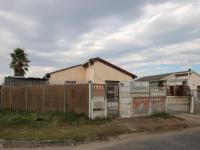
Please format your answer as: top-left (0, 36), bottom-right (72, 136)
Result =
top-left (49, 65), bottom-right (86, 84)
top-left (119, 81), bottom-right (132, 118)
top-left (190, 73), bottom-right (200, 91)
top-left (93, 61), bottom-right (133, 84)
top-left (49, 61), bottom-right (134, 84)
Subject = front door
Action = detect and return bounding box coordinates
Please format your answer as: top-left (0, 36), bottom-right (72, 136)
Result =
top-left (106, 81), bottom-right (119, 118)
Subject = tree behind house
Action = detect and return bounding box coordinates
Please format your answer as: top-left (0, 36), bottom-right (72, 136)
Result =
top-left (10, 48), bottom-right (30, 77)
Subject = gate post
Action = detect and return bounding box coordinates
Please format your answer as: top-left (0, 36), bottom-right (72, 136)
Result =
top-left (190, 96), bottom-right (194, 114)
top-left (149, 84), bottom-right (152, 115)
top-left (10, 86), bottom-right (12, 110)
top-left (104, 85), bottom-right (107, 118)
top-left (43, 85), bottom-right (46, 113)
top-left (88, 81), bottom-right (92, 119)
top-left (25, 85), bottom-right (28, 112)
top-left (0, 86), bottom-right (2, 107)
top-left (64, 85), bottom-right (67, 116)
top-left (165, 97), bottom-right (168, 113)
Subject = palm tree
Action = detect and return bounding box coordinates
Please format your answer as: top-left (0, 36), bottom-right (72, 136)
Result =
top-left (10, 48), bottom-right (30, 77)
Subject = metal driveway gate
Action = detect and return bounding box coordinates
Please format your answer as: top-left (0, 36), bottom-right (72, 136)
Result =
top-left (166, 96), bottom-right (190, 113)
top-left (106, 81), bottom-right (119, 118)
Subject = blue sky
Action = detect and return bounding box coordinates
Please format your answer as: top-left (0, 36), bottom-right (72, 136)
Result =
top-left (0, 0), bottom-right (200, 83)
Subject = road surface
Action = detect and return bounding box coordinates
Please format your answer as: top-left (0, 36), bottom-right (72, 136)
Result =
top-left (97, 127), bottom-right (200, 150)
top-left (7, 126), bottom-right (200, 150)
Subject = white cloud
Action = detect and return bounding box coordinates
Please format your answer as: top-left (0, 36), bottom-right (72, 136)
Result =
top-left (65, 1), bottom-right (200, 56)
top-left (110, 38), bottom-right (200, 77)
top-left (0, 10), bottom-right (38, 28)
top-left (0, 27), bottom-right (19, 48)
top-left (26, 66), bottom-right (55, 78)
top-left (0, 0), bottom-right (200, 83)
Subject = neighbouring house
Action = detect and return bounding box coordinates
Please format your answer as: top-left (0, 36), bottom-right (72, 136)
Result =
top-left (4, 76), bottom-right (48, 86)
top-left (45, 57), bottom-right (137, 84)
top-left (137, 69), bottom-right (200, 96)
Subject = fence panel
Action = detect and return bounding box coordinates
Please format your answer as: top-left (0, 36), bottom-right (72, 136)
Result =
top-left (191, 90), bottom-right (200, 113)
top-left (167, 96), bottom-right (190, 113)
top-left (132, 81), bottom-right (150, 117)
top-left (151, 97), bottom-right (166, 114)
top-left (119, 81), bottom-right (191, 117)
top-left (150, 87), bottom-right (166, 97)
top-left (11, 86), bottom-right (26, 110)
top-left (45, 85), bottom-right (64, 112)
top-left (0, 84), bottom-right (89, 116)
top-left (133, 98), bottom-right (150, 117)
top-left (132, 81), bottom-right (149, 98)
top-left (27, 85), bottom-right (44, 112)
top-left (1, 86), bottom-right (11, 109)
top-left (131, 81), bottom-right (167, 117)
top-left (66, 84), bottom-right (89, 115)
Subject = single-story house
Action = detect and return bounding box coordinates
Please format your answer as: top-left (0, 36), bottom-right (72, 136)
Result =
top-left (45, 57), bottom-right (137, 84)
top-left (137, 69), bottom-right (200, 96)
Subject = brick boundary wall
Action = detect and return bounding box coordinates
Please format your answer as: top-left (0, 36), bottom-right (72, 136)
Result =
top-left (0, 84), bottom-right (89, 115)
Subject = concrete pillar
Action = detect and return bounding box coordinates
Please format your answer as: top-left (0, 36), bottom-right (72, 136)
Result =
top-left (88, 81), bottom-right (92, 119)
top-left (190, 96), bottom-right (195, 114)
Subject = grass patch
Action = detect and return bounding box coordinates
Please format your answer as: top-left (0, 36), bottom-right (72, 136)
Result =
top-left (0, 109), bottom-right (111, 127)
top-left (0, 109), bottom-right (128, 140)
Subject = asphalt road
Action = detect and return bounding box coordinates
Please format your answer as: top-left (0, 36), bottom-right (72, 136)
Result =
top-left (6, 127), bottom-right (200, 150)
top-left (97, 127), bottom-right (200, 150)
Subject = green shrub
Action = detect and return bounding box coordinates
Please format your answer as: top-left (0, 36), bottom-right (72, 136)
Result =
top-left (0, 108), bottom-right (110, 126)
top-left (0, 114), bottom-right (31, 126)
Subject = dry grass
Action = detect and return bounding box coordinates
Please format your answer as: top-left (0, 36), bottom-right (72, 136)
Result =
top-left (0, 109), bottom-right (130, 141)
top-left (0, 110), bottom-right (196, 141)
top-left (0, 123), bottom-right (130, 141)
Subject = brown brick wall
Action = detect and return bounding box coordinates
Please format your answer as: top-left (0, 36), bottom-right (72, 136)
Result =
top-left (0, 84), bottom-right (89, 115)
top-left (1, 86), bottom-right (11, 109)
top-left (45, 85), bottom-right (65, 112)
top-left (66, 84), bottom-right (89, 115)
top-left (11, 86), bottom-right (26, 110)
top-left (28, 86), bottom-right (44, 112)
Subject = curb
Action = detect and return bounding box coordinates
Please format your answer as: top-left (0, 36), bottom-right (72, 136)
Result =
top-left (0, 137), bottom-right (109, 148)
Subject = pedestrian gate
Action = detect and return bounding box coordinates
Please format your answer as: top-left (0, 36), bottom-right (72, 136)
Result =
top-left (106, 81), bottom-right (119, 118)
